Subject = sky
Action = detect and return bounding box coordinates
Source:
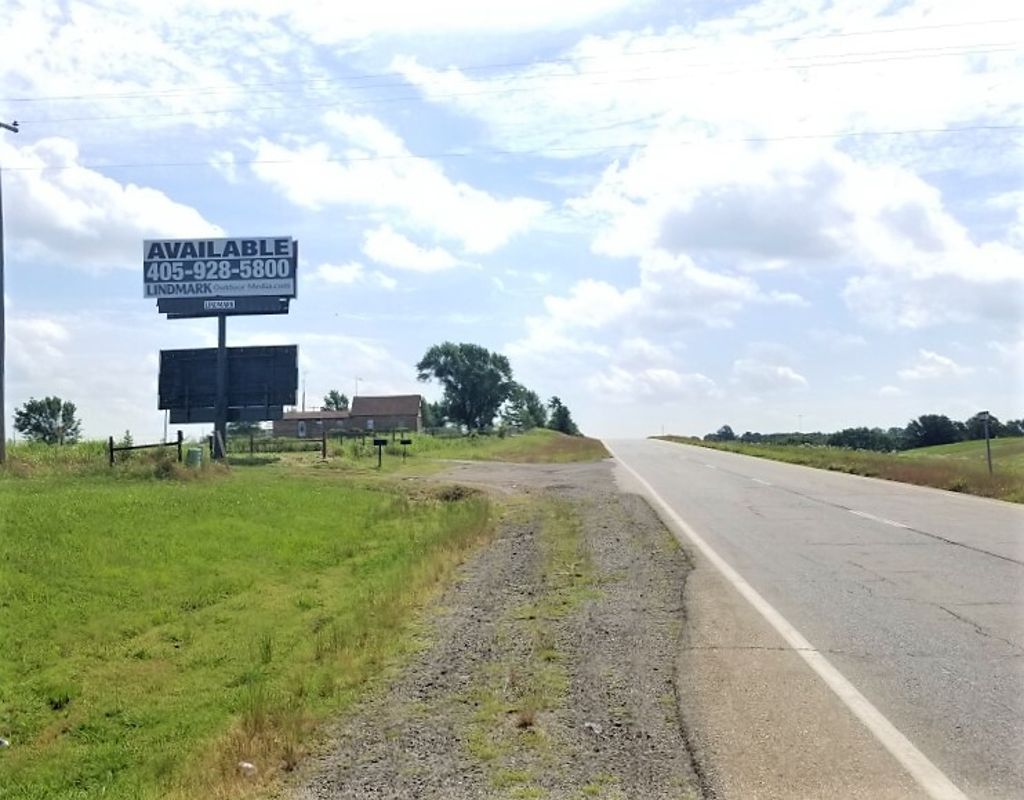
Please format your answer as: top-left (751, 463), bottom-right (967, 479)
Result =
top-left (0, 0), bottom-right (1021, 442)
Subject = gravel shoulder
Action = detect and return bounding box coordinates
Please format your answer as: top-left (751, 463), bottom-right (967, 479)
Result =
top-left (281, 458), bottom-right (704, 799)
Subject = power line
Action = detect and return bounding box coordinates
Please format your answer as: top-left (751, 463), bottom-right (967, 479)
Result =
top-left (2, 16), bottom-right (1020, 105)
top-left (3, 124), bottom-right (1019, 174)
top-left (12, 43), bottom-right (1019, 128)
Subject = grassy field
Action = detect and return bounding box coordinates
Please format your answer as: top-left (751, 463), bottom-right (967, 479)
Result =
top-left (656, 436), bottom-right (1024, 503)
top-left (0, 429), bottom-right (607, 799)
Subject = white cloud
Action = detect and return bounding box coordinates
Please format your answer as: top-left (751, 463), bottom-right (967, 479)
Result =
top-left (394, 7), bottom-right (1023, 160)
top-left (587, 365), bottom-right (719, 404)
top-left (311, 261), bottom-right (397, 290)
top-left (511, 251), bottom-right (785, 371)
top-left (879, 385), bottom-right (907, 397)
top-left (987, 339), bottom-right (1024, 364)
top-left (3, 138), bottom-right (222, 271)
top-left (248, 126), bottom-right (548, 254)
top-left (898, 350), bottom-right (973, 380)
top-left (811, 330), bottom-right (868, 350)
top-left (362, 225), bottom-right (461, 272)
top-left (566, 136), bottom-right (1024, 331)
top-left (209, 151), bottom-right (239, 183)
top-left (277, 0), bottom-right (637, 45)
top-left (732, 359), bottom-right (808, 394)
top-left (313, 262), bottom-right (366, 285)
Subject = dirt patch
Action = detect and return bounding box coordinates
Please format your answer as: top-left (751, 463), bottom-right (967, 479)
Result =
top-left (282, 459), bottom-right (702, 799)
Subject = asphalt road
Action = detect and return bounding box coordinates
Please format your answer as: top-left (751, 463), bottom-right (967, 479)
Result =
top-left (607, 439), bottom-right (1024, 800)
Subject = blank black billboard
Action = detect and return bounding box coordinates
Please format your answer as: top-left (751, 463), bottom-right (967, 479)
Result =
top-left (159, 345), bottom-right (298, 410)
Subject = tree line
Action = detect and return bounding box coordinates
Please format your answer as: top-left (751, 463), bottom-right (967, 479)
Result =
top-left (705, 411), bottom-right (1023, 452)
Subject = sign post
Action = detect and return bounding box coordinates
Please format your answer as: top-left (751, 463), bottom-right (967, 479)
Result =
top-left (215, 315), bottom-right (228, 459)
top-left (982, 410), bottom-right (993, 476)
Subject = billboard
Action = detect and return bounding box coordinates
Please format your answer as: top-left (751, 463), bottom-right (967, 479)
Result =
top-left (144, 237), bottom-right (297, 300)
top-left (158, 345), bottom-right (298, 411)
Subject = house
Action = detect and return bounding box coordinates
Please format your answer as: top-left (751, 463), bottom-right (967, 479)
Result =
top-left (271, 394), bottom-right (422, 438)
top-left (348, 395), bottom-right (422, 433)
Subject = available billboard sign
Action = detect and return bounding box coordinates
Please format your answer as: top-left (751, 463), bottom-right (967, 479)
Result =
top-left (143, 236), bottom-right (297, 300)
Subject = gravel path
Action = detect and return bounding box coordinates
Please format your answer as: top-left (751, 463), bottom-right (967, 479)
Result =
top-left (283, 459), bottom-right (703, 799)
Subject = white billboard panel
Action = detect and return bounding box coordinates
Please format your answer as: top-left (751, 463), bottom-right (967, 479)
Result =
top-left (143, 236), bottom-right (297, 299)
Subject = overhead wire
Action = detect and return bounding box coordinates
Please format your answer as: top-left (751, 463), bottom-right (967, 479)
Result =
top-left (2, 15), bottom-right (1020, 105)
top-left (3, 125), bottom-right (1019, 174)
top-left (10, 42), bottom-right (1020, 127)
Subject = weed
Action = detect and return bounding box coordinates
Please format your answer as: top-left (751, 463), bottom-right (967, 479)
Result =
top-left (257, 632), bottom-right (274, 665)
top-left (514, 707), bottom-right (537, 729)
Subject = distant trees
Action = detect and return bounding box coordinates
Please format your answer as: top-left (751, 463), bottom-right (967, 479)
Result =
top-left (704, 425), bottom-right (736, 443)
top-left (14, 397), bottom-right (82, 445)
top-left (322, 390), bottom-right (349, 411)
top-left (903, 414), bottom-right (961, 449)
top-left (712, 410), bottom-right (1021, 453)
top-left (827, 427), bottom-right (897, 451)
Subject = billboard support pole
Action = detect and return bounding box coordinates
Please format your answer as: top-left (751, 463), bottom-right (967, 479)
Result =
top-left (214, 314), bottom-right (228, 459)
top-left (0, 120), bottom-right (19, 465)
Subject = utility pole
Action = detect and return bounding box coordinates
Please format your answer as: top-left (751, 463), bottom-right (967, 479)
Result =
top-left (0, 119), bottom-right (20, 465)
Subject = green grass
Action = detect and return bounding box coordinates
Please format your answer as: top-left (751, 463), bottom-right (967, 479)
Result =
top-left (326, 428), bottom-right (610, 466)
top-left (656, 436), bottom-right (1024, 503)
top-left (897, 437), bottom-right (1024, 471)
top-left (0, 461), bottom-right (491, 799)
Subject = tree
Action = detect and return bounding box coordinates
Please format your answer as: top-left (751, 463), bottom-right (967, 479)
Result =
top-left (416, 342), bottom-right (514, 430)
top-left (903, 414), bottom-right (961, 449)
top-left (547, 396), bottom-right (581, 436)
top-left (964, 412), bottom-right (1002, 441)
top-left (322, 390), bottom-right (349, 411)
top-left (704, 425), bottom-right (736, 442)
top-left (13, 397), bottom-right (82, 445)
top-left (501, 383), bottom-right (548, 431)
top-left (827, 427), bottom-right (894, 452)
top-left (421, 399), bottom-right (446, 429)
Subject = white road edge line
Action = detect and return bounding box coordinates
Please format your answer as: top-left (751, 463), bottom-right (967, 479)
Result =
top-left (751, 478), bottom-right (772, 486)
top-left (608, 444), bottom-right (970, 800)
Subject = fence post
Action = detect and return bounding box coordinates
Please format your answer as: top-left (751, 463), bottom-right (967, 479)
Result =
top-left (321, 430), bottom-right (327, 460)
top-left (250, 432), bottom-right (254, 455)
top-left (176, 430), bottom-right (183, 463)
top-left (108, 436), bottom-right (115, 467)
